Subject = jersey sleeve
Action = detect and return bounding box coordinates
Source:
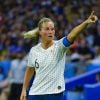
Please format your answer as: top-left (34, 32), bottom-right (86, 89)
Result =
top-left (56, 37), bottom-right (72, 54)
top-left (58, 37), bottom-right (71, 47)
top-left (27, 48), bottom-right (34, 67)
top-left (62, 37), bottom-right (71, 47)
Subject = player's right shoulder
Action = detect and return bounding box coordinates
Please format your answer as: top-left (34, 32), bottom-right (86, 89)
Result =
top-left (29, 43), bottom-right (40, 53)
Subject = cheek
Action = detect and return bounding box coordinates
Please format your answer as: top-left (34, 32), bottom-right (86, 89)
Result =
top-left (53, 31), bottom-right (55, 34)
top-left (44, 32), bottom-right (48, 35)
top-left (40, 32), bottom-right (47, 37)
top-left (42, 31), bottom-right (49, 36)
top-left (42, 33), bottom-right (48, 37)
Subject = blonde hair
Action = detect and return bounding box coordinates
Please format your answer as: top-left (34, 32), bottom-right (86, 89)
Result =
top-left (23, 17), bottom-right (53, 39)
top-left (23, 28), bottom-right (39, 39)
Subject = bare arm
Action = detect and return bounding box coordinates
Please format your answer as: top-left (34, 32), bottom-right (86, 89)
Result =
top-left (20, 67), bottom-right (35, 100)
top-left (67, 11), bottom-right (98, 43)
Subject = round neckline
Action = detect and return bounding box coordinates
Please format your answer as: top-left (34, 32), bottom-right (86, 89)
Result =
top-left (39, 41), bottom-right (55, 51)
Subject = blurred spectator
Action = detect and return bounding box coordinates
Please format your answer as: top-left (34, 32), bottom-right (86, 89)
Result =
top-left (90, 46), bottom-right (100, 65)
top-left (96, 72), bottom-right (100, 82)
top-left (0, 66), bottom-right (5, 82)
top-left (76, 35), bottom-right (93, 61)
top-left (0, 51), bottom-right (11, 100)
top-left (8, 48), bottom-right (27, 100)
top-left (0, 66), bottom-right (5, 94)
top-left (65, 52), bottom-right (88, 79)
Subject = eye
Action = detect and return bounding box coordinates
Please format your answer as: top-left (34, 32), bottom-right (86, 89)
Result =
top-left (45, 27), bottom-right (49, 31)
top-left (51, 28), bottom-right (55, 31)
top-left (43, 27), bottom-right (55, 31)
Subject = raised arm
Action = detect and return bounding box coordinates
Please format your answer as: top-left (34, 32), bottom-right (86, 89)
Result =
top-left (67, 11), bottom-right (98, 43)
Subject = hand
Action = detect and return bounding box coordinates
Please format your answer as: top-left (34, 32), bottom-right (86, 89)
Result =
top-left (20, 90), bottom-right (27, 100)
top-left (86, 11), bottom-right (98, 24)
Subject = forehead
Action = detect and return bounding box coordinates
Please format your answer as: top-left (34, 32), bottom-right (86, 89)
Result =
top-left (42, 21), bottom-right (54, 28)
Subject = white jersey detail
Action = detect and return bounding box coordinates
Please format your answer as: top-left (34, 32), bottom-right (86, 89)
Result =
top-left (27, 38), bottom-right (69, 95)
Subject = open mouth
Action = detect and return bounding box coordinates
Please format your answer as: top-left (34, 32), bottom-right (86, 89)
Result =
top-left (48, 36), bottom-right (52, 37)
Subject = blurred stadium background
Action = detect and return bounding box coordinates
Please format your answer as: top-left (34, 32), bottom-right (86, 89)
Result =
top-left (0, 0), bottom-right (100, 100)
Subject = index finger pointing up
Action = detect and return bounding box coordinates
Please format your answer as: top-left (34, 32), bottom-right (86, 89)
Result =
top-left (90, 11), bottom-right (94, 17)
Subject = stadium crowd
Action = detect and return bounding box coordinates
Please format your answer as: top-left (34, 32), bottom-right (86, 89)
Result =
top-left (0, 0), bottom-right (100, 100)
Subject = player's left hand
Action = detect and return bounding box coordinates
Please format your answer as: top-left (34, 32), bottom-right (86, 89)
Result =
top-left (86, 11), bottom-right (98, 24)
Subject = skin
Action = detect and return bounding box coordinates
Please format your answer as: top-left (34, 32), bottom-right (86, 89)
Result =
top-left (39, 21), bottom-right (55, 49)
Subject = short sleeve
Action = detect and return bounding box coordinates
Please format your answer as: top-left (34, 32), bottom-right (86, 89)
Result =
top-left (62, 37), bottom-right (71, 47)
top-left (27, 50), bottom-right (34, 67)
top-left (55, 37), bottom-right (71, 55)
top-left (56, 37), bottom-right (71, 48)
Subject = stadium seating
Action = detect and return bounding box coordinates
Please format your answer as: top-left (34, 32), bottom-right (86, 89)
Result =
top-left (64, 68), bottom-right (100, 100)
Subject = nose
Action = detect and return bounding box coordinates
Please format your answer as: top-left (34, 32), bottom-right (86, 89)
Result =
top-left (49, 30), bottom-right (52, 34)
top-left (48, 29), bottom-right (54, 34)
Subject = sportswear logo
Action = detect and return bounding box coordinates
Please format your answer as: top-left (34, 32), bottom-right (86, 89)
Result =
top-left (58, 86), bottom-right (61, 90)
top-left (35, 59), bottom-right (39, 68)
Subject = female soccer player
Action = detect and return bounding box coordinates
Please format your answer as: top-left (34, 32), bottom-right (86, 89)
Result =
top-left (20, 11), bottom-right (98, 100)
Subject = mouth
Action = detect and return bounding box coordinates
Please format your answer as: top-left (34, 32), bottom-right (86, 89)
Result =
top-left (48, 36), bottom-right (53, 37)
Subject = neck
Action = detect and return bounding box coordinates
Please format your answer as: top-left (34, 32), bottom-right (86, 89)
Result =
top-left (41, 40), bottom-right (54, 49)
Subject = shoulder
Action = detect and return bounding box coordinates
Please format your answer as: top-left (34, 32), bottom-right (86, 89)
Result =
top-left (29, 43), bottom-right (40, 53)
top-left (54, 37), bottom-right (71, 47)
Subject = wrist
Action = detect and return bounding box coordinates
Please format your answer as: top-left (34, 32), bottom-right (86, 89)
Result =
top-left (84, 20), bottom-right (90, 25)
top-left (22, 86), bottom-right (27, 91)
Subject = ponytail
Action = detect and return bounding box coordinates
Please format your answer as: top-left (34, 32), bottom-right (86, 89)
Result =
top-left (23, 28), bottom-right (39, 39)
top-left (23, 17), bottom-right (53, 39)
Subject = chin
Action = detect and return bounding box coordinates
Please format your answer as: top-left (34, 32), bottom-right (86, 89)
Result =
top-left (48, 39), bottom-right (53, 42)
top-left (46, 39), bottom-right (53, 42)
top-left (48, 38), bottom-right (54, 41)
